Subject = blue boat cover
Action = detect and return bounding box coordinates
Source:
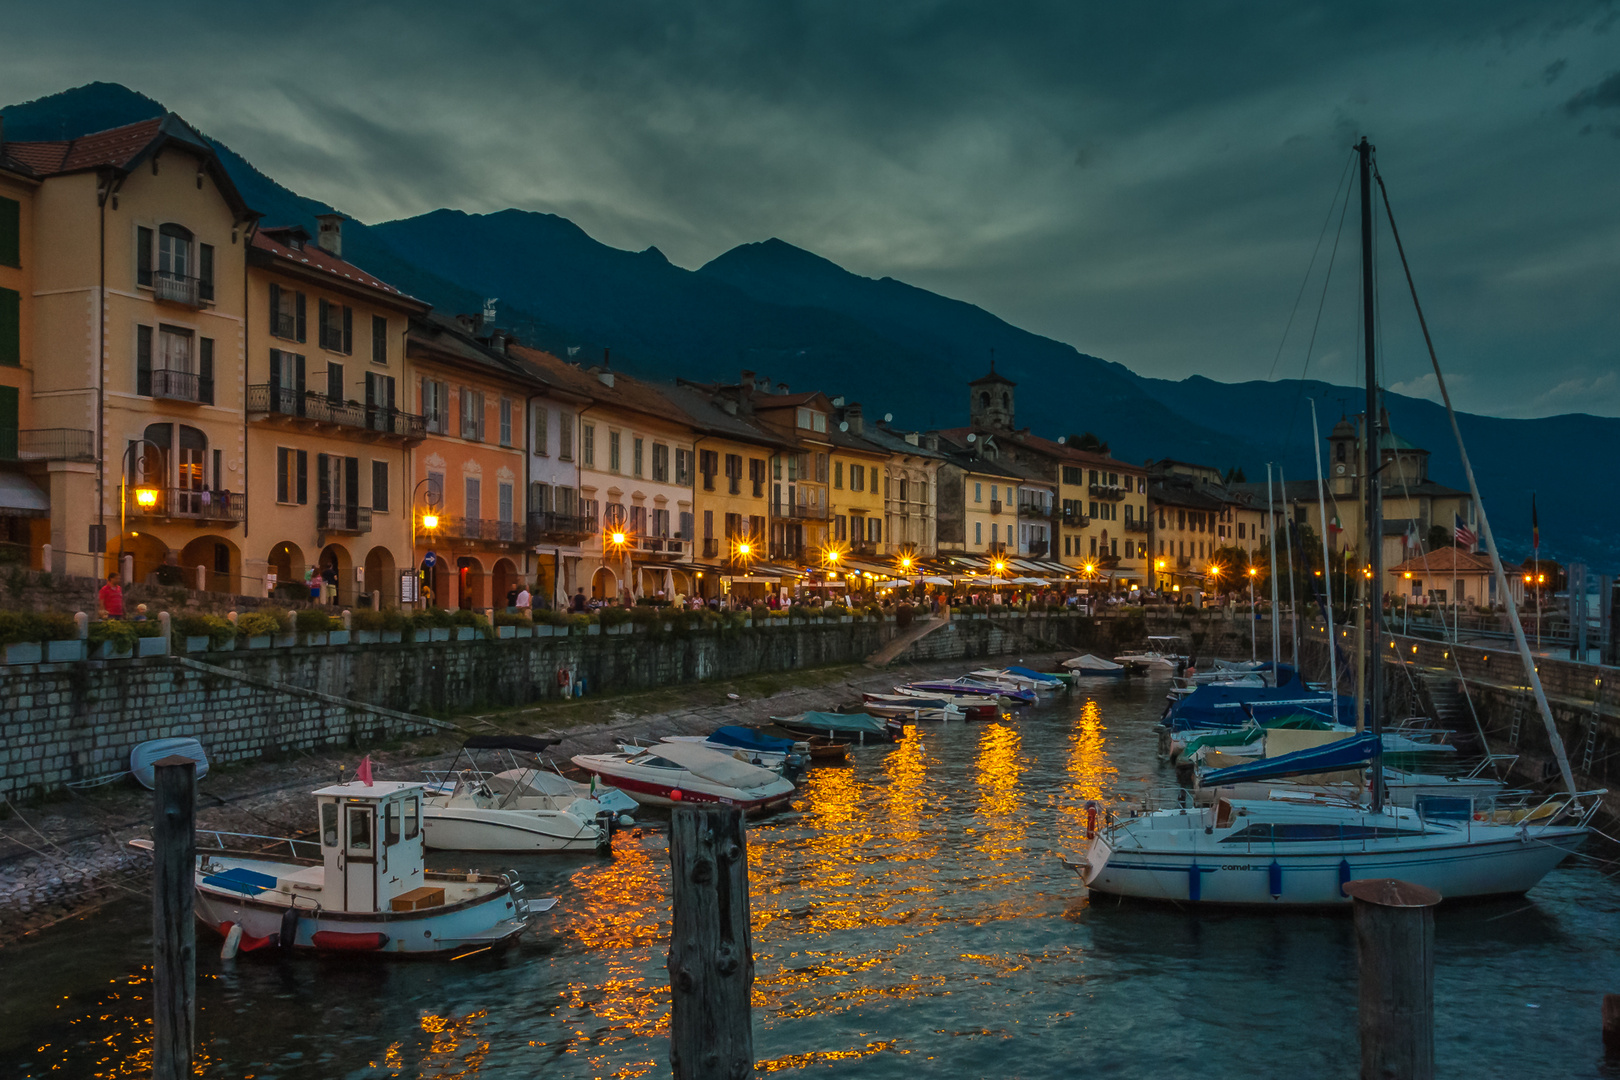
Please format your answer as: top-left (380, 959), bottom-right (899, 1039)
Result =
top-left (202, 866), bottom-right (279, 895)
top-left (1201, 732), bottom-right (1379, 786)
top-left (707, 726), bottom-right (797, 753)
top-left (1003, 665), bottom-right (1062, 683)
top-left (1165, 666), bottom-right (1356, 730)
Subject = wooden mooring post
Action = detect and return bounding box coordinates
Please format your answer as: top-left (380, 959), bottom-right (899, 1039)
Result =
top-left (152, 756), bottom-right (197, 1080)
top-left (667, 804), bottom-right (754, 1080)
top-left (1604, 994), bottom-right (1620, 1061)
top-left (1344, 878), bottom-right (1440, 1080)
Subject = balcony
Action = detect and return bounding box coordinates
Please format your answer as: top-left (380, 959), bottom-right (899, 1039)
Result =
top-left (526, 511), bottom-right (597, 542)
top-left (1, 428), bottom-right (95, 463)
top-left (769, 541), bottom-right (805, 561)
top-left (848, 540), bottom-right (878, 556)
top-left (151, 368), bottom-right (213, 405)
top-left (247, 385), bottom-right (425, 442)
top-left (1124, 518), bottom-right (1150, 533)
top-left (1089, 482), bottom-right (1125, 501)
top-left (637, 536), bottom-right (688, 557)
top-left (446, 517), bottom-right (523, 544)
top-left (1061, 509), bottom-right (1090, 527)
top-left (702, 538), bottom-right (720, 559)
top-left (271, 311), bottom-right (298, 339)
top-left (317, 503), bottom-right (372, 534)
top-left (1176, 555), bottom-right (1192, 569)
top-left (1027, 540), bottom-right (1049, 558)
top-left (128, 487), bottom-right (245, 526)
top-left (149, 270), bottom-right (212, 309)
top-left (1018, 501), bottom-right (1053, 519)
top-left (989, 500), bottom-right (1003, 515)
top-left (772, 503), bottom-right (830, 521)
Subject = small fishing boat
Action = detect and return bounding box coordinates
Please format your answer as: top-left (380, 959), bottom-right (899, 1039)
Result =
top-left (421, 736), bottom-right (617, 854)
top-left (749, 724), bottom-right (849, 762)
top-left (130, 737), bottom-right (210, 789)
top-left (130, 778), bottom-right (549, 957)
top-left (661, 725), bottom-right (809, 775)
top-left (901, 678), bottom-right (1036, 705)
top-left (772, 710), bottom-right (902, 743)
top-left (879, 688), bottom-right (1001, 717)
top-left (1113, 636), bottom-right (1188, 672)
top-left (1062, 654), bottom-right (1126, 677)
top-left (969, 666), bottom-right (1065, 693)
top-left (572, 741), bottom-right (796, 812)
top-left (859, 693), bottom-right (969, 721)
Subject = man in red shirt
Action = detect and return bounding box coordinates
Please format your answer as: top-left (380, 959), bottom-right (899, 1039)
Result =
top-left (99, 574), bottom-right (125, 619)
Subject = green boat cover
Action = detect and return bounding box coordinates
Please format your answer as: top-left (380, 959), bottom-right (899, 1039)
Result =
top-left (773, 711), bottom-right (889, 735)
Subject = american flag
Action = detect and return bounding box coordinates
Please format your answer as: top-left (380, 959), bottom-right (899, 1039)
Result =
top-left (1454, 513), bottom-right (1477, 550)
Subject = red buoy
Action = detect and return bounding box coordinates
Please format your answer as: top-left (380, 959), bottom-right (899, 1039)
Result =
top-left (670, 789), bottom-right (683, 802)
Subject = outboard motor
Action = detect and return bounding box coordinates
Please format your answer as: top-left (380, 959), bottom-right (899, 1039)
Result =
top-left (595, 809), bottom-right (618, 856)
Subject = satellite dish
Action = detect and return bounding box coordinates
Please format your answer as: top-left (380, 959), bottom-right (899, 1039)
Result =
top-left (966, 433), bottom-right (977, 443)
top-left (832, 396), bottom-right (845, 406)
top-left (1057, 436), bottom-right (1067, 444)
top-left (884, 413), bottom-right (893, 423)
top-left (839, 421), bottom-right (849, 432)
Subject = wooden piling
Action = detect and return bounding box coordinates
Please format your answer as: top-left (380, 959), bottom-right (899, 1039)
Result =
top-left (667, 804), bottom-right (754, 1080)
top-left (1344, 878), bottom-right (1441, 1080)
top-left (1603, 994), bottom-right (1620, 1060)
top-left (152, 756), bottom-right (197, 1080)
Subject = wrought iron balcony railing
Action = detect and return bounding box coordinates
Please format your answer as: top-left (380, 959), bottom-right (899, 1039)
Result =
top-left (526, 512), bottom-right (598, 541)
top-left (317, 503), bottom-right (372, 534)
top-left (1, 428), bottom-right (95, 462)
top-left (128, 487), bottom-right (245, 524)
top-left (247, 385), bottom-right (425, 440)
top-left (149, 270), bottom-right (213, 308)
top-left (150, 368), bottom-right (213, 404)
top-left (772, 503), bottom-right (830, 521)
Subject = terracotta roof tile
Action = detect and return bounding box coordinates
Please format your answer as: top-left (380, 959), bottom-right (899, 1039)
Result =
top-left (252, 228), bottom-right (413, 300)
top-left (1387, 547), bottom-right (1493, 574)
top-left (6, 117), bottom-right (165, 175)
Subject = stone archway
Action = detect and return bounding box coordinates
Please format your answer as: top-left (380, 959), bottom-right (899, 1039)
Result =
top-left (319, 543), bottom-right (354, 606)
top-left (363, 546), bottom-right (397, 607)
top-left (180, 535), bottom-right (240, 594)
top-left (492, 558), bottom-right (519, 610)
top-left (267, 541), bottom-right (305, 599)
top-left (456, 555), bottom-right (485, 610)
top-left (107, 531), bottom-right (169, 584)
top-left (590, 566), bottom-right (618, 600)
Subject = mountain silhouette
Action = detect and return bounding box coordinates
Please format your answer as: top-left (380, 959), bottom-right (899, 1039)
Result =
top-left (4, 82), bottom-right (1612, 566)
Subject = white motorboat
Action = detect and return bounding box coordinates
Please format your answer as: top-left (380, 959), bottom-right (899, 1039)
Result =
top-left (969, 666), bottom-right (1064, 693)
top-left (573, 741), bottom-right (796, 812)
top-left (484, 768), bottom-right (640, 817)
top-left (858, 695), bottom-right (966, 722)
top-left (659, 725), bottom-right (810, 773)
top-left (1113, 636), bottom-right (1188, 672)
top-left (130, 778), bottom-right (552, 957)
top-left (1062, 654), bottom-right (1126, 676)
top-left (421, 735), bottom-right (624, 854)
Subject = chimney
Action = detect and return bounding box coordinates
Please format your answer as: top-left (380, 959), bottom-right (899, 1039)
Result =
top-left (845, 403), bottom-right (864, 436)
top-left (923, 433), bottom-right (940, 451)
top-left (739, 369), bottom-right (755, 390)
top-left (598, 370), bottom-right (615, 388)
top-left (315, 213), bottom-right (344, 257)
top-left (603, 347), bottom-right (611, 368)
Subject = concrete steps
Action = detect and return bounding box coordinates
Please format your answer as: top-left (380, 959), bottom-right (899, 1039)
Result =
top-left (864, 616), bottom-right (952, 668)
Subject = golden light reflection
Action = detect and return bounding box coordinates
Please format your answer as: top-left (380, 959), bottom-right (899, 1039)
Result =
top-left (30, 966), bottom-right (219, 1079)
top-left (973, 722), bottom-right (1024, 863)
top-left (1057, 697), bottom-right (1119, 850)
top-left (415, 1010), bottom-right (492, 1078)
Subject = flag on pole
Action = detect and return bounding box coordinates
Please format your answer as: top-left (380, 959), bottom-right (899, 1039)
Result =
top-left (1453, 513), bottom-right (1477, 550)
top-left (1531, 494), bottom-right (1539, 550)
top-left (357, 754), bottom-right (374, 786)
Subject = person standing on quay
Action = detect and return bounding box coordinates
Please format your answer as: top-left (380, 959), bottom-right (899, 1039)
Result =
top-left (516, 584), bottom-right (532, 619)
top-left (99, 573), bottom-right (124, 619)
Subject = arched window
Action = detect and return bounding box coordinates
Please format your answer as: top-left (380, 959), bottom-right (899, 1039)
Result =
top-left (1001, 392), bottom-right (1010, 408)
top-left (1335, 442), bottom-right (1346, 463)
top-left (979, 391), bottom-right (990, 408)
top-left (158, 223), bottom-right (192, 280)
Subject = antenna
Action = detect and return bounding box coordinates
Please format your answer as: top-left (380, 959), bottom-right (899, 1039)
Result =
top-left (989, 347), bottom-right (996, 374)
top-left (1057, 436), bottom-right (1067, 445)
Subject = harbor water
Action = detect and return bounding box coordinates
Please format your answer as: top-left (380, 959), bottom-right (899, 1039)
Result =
top-left (3, 676), bottom-right (1617, 1078)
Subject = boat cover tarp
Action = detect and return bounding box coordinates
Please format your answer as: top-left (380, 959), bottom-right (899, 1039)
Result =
top-left (1179, 726), bottom-right (1266, 757)
top-left (642, 740), bottom-right (783, 789)
top-left (775, 711), bottom-right (889, 735)
top-left (130, 736), bottom-right (210, 789)
top-left (1064, 653), bottom-right (1125, 673)
top-left (1165, 666), bottom-right (1356, 730)
top-left (1003, 665), bottom-right (1063, 683)
top-left (706, 726), bottom-right (797, 754)
top-left (463, 734), bottom-right (563, 753)
top-left (1201, 732), bottom-right (1379, 786)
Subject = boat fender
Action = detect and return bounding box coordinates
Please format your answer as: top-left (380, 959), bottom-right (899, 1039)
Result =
top-left (279, 907), bottom-right (300, 954)
top-left (311, 930), bottom-right (390, 952)
top-left (670, 789), bottom-right (683, 802)
top-left (220, 922), bottom-right (243, 961)
top-left (618, 814), bottom-right (635, 827)
top-left (1338, 859), bottom-right (1353, 897)
top-left (1268, 860), bottom-right (1283, 899)
top-left (1085, 802), bottom-right (1098, 840)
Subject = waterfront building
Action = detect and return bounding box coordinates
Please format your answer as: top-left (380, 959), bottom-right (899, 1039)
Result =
top-left (848, 414), bottom-right (945, 563)
top-left (504, 350), bottom-right (592, 608)
top-left (933, 430), bottom-right (1056, 567)
top-left (0, 134), bottom-right (45, 563)
top-left (1146, 460), bottom-right (1267, 592)
top-left (405, 312), bottom-right (536, 609)
top-left (5, 115), bottom-right (258, 584)
top-left (824, 401), bottom-right (891, 561)
top-left (243, 216), bottom-right (429, 605)
top-left (510, 346), bottom-right (697, 601)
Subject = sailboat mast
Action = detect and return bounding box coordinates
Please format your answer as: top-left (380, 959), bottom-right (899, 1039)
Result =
top-left (1357, 135), bottom-right (1385, 812)
top-left (1267, 464), bottom-right (1281, 674)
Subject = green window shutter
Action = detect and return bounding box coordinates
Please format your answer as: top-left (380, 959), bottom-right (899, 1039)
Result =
top-left (0, 287), bottom-right (17, 366)
top-left (0, 197), bottom-right (18, 268)
top-left (0, 384), bottom-right (17, 461)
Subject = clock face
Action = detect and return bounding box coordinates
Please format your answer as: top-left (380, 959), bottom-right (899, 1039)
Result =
top-left (1335, 464), bottom-right (1346, 475)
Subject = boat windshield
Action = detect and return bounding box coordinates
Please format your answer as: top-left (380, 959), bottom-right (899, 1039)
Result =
top-left (1221, 822), bottom-right (1429, 843)
top-left (630, 753), bottom-right (683, 770)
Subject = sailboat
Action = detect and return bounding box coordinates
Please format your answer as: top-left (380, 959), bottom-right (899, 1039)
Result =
top-left (1067, 138), bottom-right (1603, 906)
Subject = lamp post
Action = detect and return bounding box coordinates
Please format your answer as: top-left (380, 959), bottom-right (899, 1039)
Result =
top-left (409, 477), bottom-right (442, 609)
top-left (1247, 566), bottom-right (1259, 659)
top-left (606, 524), bottom-right (632, 603)
top-left (119, 437), bottom-right (166, 582)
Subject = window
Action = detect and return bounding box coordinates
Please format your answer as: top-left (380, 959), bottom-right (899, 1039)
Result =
top-left (815, 453), bottom-right (828, 483)
top-left (365, 371), bottom-right (395, 423)
top-left (428, 470), bottom-right (444, 508)
top-left (459, 387), bottom-right (485, 441)
top-left (0, 287), bottom-right (17, 366)
top-left (850, 464), bottom-right (865, 492)
top-left (835, 514), bottom-right (847, 541)
top-left (679, 511), bottom-right (693, 539)
top-left (609, 430), bottom-right (621, 472)
top-left (991, 523), bottom-right (999, 544)
top-left (499, 398), bottom-right (513, 447)
top-left (0, 197), bottom-right (18, 268)
top-left (724, 453), bottom-right (743, 495)
top-left (1237, 522), bottom-right (1246, 539)
top-left (371, 315), bottom-right (388, 364)
top-left (749, 458), bottom-right (766, 497)
top-left (1090, 536), bottom-right (1098, 556)
top-left (499, 481), bottom-right (514, 524)
top-left (633, 436), bottom-right (643, 477)
top-left (385, 802), bottom-right (401, 846)
top-left (157, 223), bottom-right (190, 283)
top-left (699, 449), bottom-right (718, 491)
top-left (0, 386), bottom-right (16, 460)
top-left (318, 299), bottom-right (353, 354)
top-left (582, 424), bottom-right (596, 466)
top-left (652, 442), bottom-right (669, 481)
top-left (269, 282), bottom-right (306, 342)
top-left (1062, 465), bottom-right (1083, 486)
top-left (653, 507), bottom-right (670, 537)
top-left (372, 461), bottom-right (389, 512)
top-left (421, 379), bottom-right (448, 434)
top-left (1336, 442), bottom-right (1346, 463)
top-left (532, 404), bottom-right (549, 455)
top-left (833, 461), bottom-right (844, 489)
top-left (276, 447), bottom-right (308, 504)
top-left (974, 482), bottom-right (981, 503)
top-left (703, 509), bottom-right (714, 540)
top-left (675, 448), bottom-right (692, 485)
top-left (558, 412), bottom-right (574, 461)
top-left (975, 521), bottom-right (982, 544)
top-left (327, 361), bottom-right (344, 403)
top-left (198, 337), bottom-right (214, 405)
top-left (465, 476), bottom-right (481, 520)
top-left (630, 504), bottom-right (647, 535)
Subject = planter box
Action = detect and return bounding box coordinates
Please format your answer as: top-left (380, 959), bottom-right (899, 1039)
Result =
top-left (137, 636), bottom-right (168, 657)
top-left (429, 627), bottom-right (452, 642)
top-left (354, 629), bottom-right (381, 644)
top-left (327, 630), bottom-right (351, 646)
top-left (496, 626), bottom-right (516, 639)
top-left (301, 632), bottom-right (329, 647)
top-left (273, 633), bottom-right (297, 648)
top-left (47, 640), bottom-right (86, 662)
top-left (94, 641), bottom-right (134, 660)
top-left (454, 627), bottom-right (477, 641)
top-left (381, 630), bottom-right (403, 644)
top-left (515, 625), bottom-right (534, 638)
top-left (841, 616), bottom-right (853, 624)
top-left (247, 635), bottom-right (272, 650)
top-left (4, 642), bottom-right (43, 664)
top-left (586, 624), bottom-right (600, 636)
top-left (184, 635), bottom-right (211, 653)
top-left (211, 638), bottom-right (236, 652)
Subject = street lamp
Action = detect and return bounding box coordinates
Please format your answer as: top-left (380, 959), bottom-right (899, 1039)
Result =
top-left (409, 477), bottom-right (442, 608)
top-left (1247, 566), bottom-right (1258, 659)
top-left (118, 437), bottom-right (166, 582)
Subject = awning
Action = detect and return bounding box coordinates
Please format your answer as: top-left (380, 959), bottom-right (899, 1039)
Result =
top-left (0, 471), bottom-right (49, 518)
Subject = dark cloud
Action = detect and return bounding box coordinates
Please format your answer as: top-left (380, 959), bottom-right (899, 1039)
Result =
top-left (1564, 69), bottom-right (1620, 111)
top-left (1, 0), bottom-right (1617, 416)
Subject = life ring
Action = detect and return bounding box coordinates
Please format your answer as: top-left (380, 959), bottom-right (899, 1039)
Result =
top-left (1086, 801), bottom-right (1099, 840)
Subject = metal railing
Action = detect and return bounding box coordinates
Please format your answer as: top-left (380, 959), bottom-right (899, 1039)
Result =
top-left (151, 368), bottom-right (213, 404)
top-left (317, 503), bottom-right (372, 534)
top-left (1018, 501), bottom-right (1053, 519)
top-left (1061, 509), bottom-right (1090, 527)
top-left (702, 538), bottom-right (720, 558)
top-left (247, 385), bottom-right (425, 439)
top-left (1124, 518), bottom-right (1150, 533)
top-left (150, 270), bottom-right (212, 308)
top-left (526, 511), bottom-right (597, 541)
top-left (773, 503), bottom-right (830, 521)
top-left (1027, 540), bottom-right (1050, 558)
top-left (449, 517), bottom-right (523, 543)
top-left (1089, 483), bottom-right (1124, 500)
top-left (129, 487), bottom-right (246, 524)
top-left (769, 541), bottom-right (805, 561)
top-left (989, 500), bottom-right (1003, 515)
top-left (271, 311), bottom-right (298, 339)
top-left (2, 428), bottom-right (95, 462)
top-left (638, 537), bottom-right (687, 555)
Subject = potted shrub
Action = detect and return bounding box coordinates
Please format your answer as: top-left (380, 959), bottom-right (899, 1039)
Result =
top-left (237, 611), bottom-right (287, 649)
top-left (450, 609), bottom-right (490, 640)
top-left (90, 619), bottom-right (139, 659)
top-left (381, 609), bottom-right (409, 643)
top-left (296, 608), bottom-right (337, 645)
top-left (350, 608), bottom-right (387, 644)
top-left (0, 610), bottom-right (63, 664)
top-left (493, 611), bottom-right (529, 639)
top-left (173, 613), bottom-right (233, 653)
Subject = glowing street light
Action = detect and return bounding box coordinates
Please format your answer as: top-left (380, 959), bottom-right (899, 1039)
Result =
top-left (421, 512), bottom-right (439, 531)
top-left (737, 541), bottom-right (753, 557)
top-left (610, 530), bottom-right (628, 546)
top-left (133, 486), bottom-right (160, 509)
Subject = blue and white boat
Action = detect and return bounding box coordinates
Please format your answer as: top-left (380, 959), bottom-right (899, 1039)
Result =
top-left (1160, 665), bottom-right (1355, 731)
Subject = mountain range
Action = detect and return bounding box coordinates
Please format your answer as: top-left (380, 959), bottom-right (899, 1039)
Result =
top-left (4, 82), bottom-right (1613, 569)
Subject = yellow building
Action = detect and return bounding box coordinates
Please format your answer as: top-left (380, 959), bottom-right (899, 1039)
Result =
top-left (10, 116), bottom-right (259, 585)
top-left (826, 406), bottom-right (890, 558)
top-left (1147, 460), bottom-right (1268, 592)
top-left (243, 217), bottom-right (429, 604)
top-left (0, 139), bottom-right (53, 564)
